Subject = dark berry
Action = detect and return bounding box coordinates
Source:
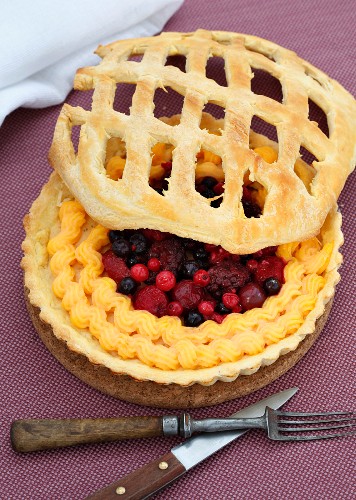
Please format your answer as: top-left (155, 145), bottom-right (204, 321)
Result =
top-left (209, 247), bottom-right (230, 264)
top-left (253, 246), bottom-right (278, 259)
top-left (172, 280), bottom-right (205, 311)
top-left (264, 278), bottom-right (281, 296)
top-left (201, 176), bottom-right (218, 189)
top-left (238, 283), bottom-right (266, 310)
top-left (222, 292), bottom-right (240, 309)
top-left (156, 271), bottom-right (176, 292)
top-left (193, 247), bottom-right (208, 261)
top-left (148, 238), bottom-right (185, 274)
top-left (207, 261), bottom-right (251, 298)
top-left (215, 302), bottom-right (231, 314)
top-left (112, 238), bottom-right (131, 258)
top-left (108, 230), bottom-right (125, 243)
top-left (127, 254), bottom-right (140, 267)
top-left (119, 277), bottom-right (137, 295)
top-left (154, 188), bottom-right (164, 195)
top-left (184, 311), bottom-right (204, 327)
top-left (130, 264), bottom-right (149, 282)
top-left (200, 187), bottom-right (215, 199)
top-left (133, 285), bottom-right (168, 317)
top-left (198, 301), bottom-right (215, 316)
top-left (193, 269), bottom-right (210, 287)
top-left (145, 270), bottom-right (159, 285)
top-left (179, 260), bottom-right (200, 279)
top-left (242, 199), bottom-right (262, 218)
top-left (147, 258), bottom-right (161, 272)
top-left (210, 197), bottom-right (222, 208)
top-left (102, 251), bottom-right (130, 285)
top-left (129, 233), bottom-right (147, 254)
top-left (167, 301), bottom-right (184, 317)
top-left (182, 238), bottom-right (199, 250)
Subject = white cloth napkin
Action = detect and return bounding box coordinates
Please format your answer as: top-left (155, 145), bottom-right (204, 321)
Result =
top-left (0, 0), bottom-right (183, 126)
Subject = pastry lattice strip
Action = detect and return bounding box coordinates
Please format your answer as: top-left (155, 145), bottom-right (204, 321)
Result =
top-left (49, 30), bottom-right (355, 253)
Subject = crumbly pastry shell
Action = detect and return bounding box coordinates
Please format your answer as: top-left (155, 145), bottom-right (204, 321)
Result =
top-left (48, 29), bottom-right (355, 254)
top-left (22, 172), bottom-right (343, 388)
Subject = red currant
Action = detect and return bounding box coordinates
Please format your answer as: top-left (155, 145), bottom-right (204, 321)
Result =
top-left (211, 312), bottom-right (226, 324)
top-left (130, 264), bottom-right (149, 282)
top-left (246, 259), bottom-right (259, 272)
top-left (198, 300), bottom-right (215, 316)
top-left (193, 269), bottom-right (211, 287)
top-left (222, 292), bottom-right (239, 309)
top-left (156, 270), bottom-right (176, 292)
top-left (147, 257), bottom-right (161, 272)
top-left (167, 301), bottom-right (184, 316)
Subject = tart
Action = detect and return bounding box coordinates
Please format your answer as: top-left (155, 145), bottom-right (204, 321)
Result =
top-left (22, 30), bottom-right (355, 407)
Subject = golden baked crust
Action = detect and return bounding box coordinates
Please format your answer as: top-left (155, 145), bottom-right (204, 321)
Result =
top-left (49, 29), bottom-right (355, 254)
top-left (22, 172), bottom-right (343, 386)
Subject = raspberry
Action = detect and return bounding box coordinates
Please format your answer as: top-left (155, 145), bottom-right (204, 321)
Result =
top-left (193, 269), bottom-right (210, 287)
top-left (133, 285), bottom-right (168, 317)
top-left (102, 251), bottom-right (130, 285)
top-left (167, 301), bottom-right (184, 317)
top-left (156, 271), bottom-right (176, 292)
top-left (207, 261), bottom-right (251, 298)
top-left (172, 280), bottom-right (206, 311)
top-left (148, 237), bottom-right (185, 274)
top-left (130, 264), bottom-right (149, 282)
top-left (147, 258), bottom-right (161, 272)
top-left (239, 283), bottom-right (266, 310)
top-left (254, 256), bottom-right (285, 286)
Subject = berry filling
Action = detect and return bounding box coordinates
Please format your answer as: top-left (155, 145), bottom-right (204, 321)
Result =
top-left (103, 225), bottom-right (286, 326)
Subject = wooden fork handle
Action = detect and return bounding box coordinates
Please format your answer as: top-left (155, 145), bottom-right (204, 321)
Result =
top-left (11, 416), bottom-right (163, 453)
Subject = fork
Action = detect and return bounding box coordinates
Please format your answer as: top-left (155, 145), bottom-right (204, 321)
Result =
top-left (11, 407), bottom-right (356, 453)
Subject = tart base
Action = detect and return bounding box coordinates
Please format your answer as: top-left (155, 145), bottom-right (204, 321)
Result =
top-left (26, 287), bottom-right (333, 409)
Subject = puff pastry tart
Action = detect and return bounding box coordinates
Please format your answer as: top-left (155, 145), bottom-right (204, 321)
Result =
top-left (22, 30), bottom-right (355, 405)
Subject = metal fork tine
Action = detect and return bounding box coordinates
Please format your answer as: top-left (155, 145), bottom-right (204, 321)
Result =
top-left (278, 416), bottom-right (356, 425)
top-left (277, 410), bottom-right (354, 417)
top-left (275, 430), bottom-right (356, 442)
top-left (278, 423), bottom-right (355, 433)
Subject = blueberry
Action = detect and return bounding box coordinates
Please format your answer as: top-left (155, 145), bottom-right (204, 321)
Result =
top-left (180, 260), bottom-right (200, 279)
top-left (242, 200), bottom-right (262, 218)
top-left (193, 247), bottom-right (208, 261)
top-left (112, 238), bottom-right (130, 258)
top-left (184, 310), bottom-right (204, 327)
top-left (200, 188), bottom-right (215, 199)
top-left (201, 176), bottom-right (218, 189)
top-left (118, 277), bottom-right (137, 295)
top-left (215, 302), bottom-right (231, 314)
top-left (127, 254), bottom-right (140, 267)
top-left (210, 197), bottom-right (222, 208)
top-left (264, 278), bottom-right (281, 296)
top-left (108, 230), bottom-right (125, 243)
top-left (129, 233), bottom-right (147, 254)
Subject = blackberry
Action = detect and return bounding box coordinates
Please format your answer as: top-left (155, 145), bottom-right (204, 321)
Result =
top-left (148, 238), bottom-right (185, 274)
top-left (207, 261), bottom-right (251, 298)
top-left (112, 238), bottom-right (131, 258)
top-left (118, 277), bottom-right (137, 295)
top-left (184, 310), bottom-right (204, 327)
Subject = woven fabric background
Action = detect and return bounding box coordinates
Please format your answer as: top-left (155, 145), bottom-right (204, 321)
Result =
top-left (0, 0), bottom-right (355, 498)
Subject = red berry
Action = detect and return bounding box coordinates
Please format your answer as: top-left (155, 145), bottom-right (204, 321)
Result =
top-left (198, 300), bottom-right (215, 316)
top-left (204, 243), bottom-right (218, 252)
top-left (130, 264), bottom-right (149, 282)
top-left (213, 182), bottom-right (225, 195)
top-left (156, 271), bottom-right (176, 291)
top-left (232, 303), bottom-right (242, 313)
top-left (167, 301), bottom-right (184, 317)
top-left (142, 229), bottom-right (170, 241)
top-left (193, 269), bottom-right (211, 287)
top-left (238, 283), bottom-right (267, 310)
top-left (172, 280), bottom-right (205, 311)
top-left (211, 312), bottom-right (226, 324)
top-left (222, 292), bottom-right (239, 309)
top-left (147, 258), bottom-right (161, 272)
top-left (254, 256), bottom-right (285, 286)
top-left (209, 246), bottom-right (230, 264)
top-left (246, 259), bottom-right (259, 272)
top-left (253, 246), bottom-right (278, 259)
top-left (161, 161), bottom-right (172, 172)
top-left (102, 251), bottom-right (130, 285)
top-left (133, 285), bottom-right (168, 317)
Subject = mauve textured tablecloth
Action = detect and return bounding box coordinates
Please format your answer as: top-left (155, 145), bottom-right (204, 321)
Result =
top-left (1, 1), bottom-right (355, 498)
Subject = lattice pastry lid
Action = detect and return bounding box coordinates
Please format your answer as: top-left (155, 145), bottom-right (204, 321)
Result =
top-left (49, 29), bottom-right (356, 254)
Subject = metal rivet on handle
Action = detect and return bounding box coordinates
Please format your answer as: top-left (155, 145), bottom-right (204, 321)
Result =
top-left (116, 486), bottom-right (126, 495)
top-left (159, 461), bottom-right (169, 470)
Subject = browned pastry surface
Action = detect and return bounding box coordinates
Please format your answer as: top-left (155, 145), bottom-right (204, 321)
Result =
top-left (25, 287), bottom-right (332, 408)
top-left (49, 29), bottom-right (356, 253)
